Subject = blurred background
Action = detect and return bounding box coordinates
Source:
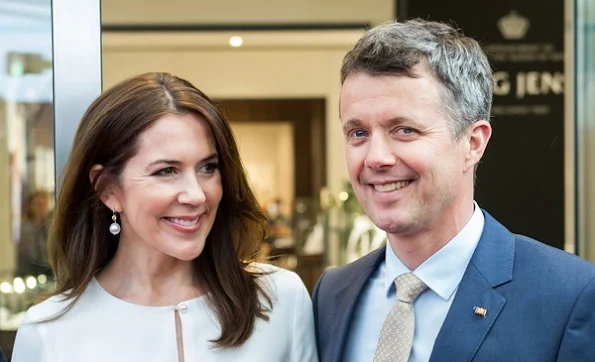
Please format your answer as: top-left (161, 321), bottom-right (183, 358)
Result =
top-left (1, 0), bottom-right (595, 358)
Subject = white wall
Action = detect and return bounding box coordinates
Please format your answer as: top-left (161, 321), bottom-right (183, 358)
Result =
top-left (102, 0), bottom-right (394, 26)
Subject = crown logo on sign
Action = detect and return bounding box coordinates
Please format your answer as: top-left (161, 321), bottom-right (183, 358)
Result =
top-left (497, 10), bottom-right (530, 40)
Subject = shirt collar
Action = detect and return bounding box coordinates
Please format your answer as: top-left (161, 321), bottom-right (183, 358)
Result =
top-left (384, 202), bottom-right (485, 300)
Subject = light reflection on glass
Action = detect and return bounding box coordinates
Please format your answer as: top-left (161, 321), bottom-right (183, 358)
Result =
top-left (25, 276), bottom-right (37, 289)
top-left (0, 282), bottom-right (13, 294)
top-left (13, 278), bottom-right (26, 294)
top-left (37, 274), bottom-right (47, 285)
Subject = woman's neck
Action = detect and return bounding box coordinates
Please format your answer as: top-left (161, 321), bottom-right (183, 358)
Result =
top-left (96, 240), bottom-right (202, 306)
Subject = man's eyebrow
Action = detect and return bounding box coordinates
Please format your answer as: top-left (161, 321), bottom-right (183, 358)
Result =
top-left (342, 119), bottom-right (363, 134)
top-left (342, 116), bottom-right (416, 133)
top-left (384, 116), bottom-right (414, 126)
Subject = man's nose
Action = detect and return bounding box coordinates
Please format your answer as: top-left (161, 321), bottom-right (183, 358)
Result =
top-left (364, 133), bottom-right (397, 170)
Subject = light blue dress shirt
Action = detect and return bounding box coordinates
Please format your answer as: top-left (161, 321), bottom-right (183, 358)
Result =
top-left (344, 203), bottom-right (485, 362)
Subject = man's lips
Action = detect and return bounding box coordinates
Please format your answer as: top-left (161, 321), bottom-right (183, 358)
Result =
top-left (369, 180), bottom-right (413, 192)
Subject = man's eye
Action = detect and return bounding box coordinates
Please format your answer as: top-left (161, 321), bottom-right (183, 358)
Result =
top-left (350, 129), bottom-right (367, 138)
top-left (397, 127), bottom-right (416, 135)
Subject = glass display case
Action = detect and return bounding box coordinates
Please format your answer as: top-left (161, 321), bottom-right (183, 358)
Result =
top-left (575, 0), bottom-right (595, 261)
top-left (0, 274), bottom-right (55, 331)
top-left (0, 0), bottom-right (55, 335)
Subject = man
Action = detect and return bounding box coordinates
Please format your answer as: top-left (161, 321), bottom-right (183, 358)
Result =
top-left (313, 18), bottom-right (595, 362)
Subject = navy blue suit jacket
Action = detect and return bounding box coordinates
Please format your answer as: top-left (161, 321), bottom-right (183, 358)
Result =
top-left (0, 348), bottom-right (6, 362)
top-left (313, 211), bottom-right (595, 362)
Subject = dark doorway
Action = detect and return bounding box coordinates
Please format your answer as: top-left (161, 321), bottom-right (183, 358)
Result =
top-left (217, 98), bottom-right (327, 200)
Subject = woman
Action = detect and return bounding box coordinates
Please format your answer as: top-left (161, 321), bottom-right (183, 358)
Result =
top-left (12, 73), bottom-right (318, 361)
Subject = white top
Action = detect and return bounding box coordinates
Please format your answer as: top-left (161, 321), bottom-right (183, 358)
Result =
top-left (12, 263), bottom-right (318, 362)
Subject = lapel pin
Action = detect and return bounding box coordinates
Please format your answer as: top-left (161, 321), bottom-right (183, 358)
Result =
top-left (473, 306), bottom-right (487, 317)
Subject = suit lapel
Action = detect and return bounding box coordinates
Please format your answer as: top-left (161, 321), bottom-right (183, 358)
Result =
top-left (328, 247), bottom-right (385, 362)
top-left (429, 263), bottom-right (506, 362)
top-left (430, 211), bottom-right (515, 362)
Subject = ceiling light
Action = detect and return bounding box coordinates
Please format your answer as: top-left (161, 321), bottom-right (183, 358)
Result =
top-left (229, 36), bottom-right (243, 47)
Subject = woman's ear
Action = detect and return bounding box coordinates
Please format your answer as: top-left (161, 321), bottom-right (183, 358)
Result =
top-left (89, 164), bottom-right (122, 211)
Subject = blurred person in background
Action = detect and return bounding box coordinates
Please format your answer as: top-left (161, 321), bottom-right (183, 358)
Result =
top-left (16, 190), bottom-right (53, 278)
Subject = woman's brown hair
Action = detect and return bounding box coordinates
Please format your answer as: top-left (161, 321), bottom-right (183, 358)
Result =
top-left (47, 72), bottom-right (271, 348)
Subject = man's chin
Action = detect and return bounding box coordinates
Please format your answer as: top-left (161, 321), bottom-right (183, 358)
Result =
top-left (370, 216), bottom-right (411, 235)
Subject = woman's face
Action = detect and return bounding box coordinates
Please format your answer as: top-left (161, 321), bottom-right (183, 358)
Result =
top-left (107, 113), bottom-right (223, 261)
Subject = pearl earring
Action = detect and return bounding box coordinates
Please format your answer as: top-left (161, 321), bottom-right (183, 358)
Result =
top-left (109, 209), bottom-right (121, 235)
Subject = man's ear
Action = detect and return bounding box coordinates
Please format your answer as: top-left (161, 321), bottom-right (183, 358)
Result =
top-left (89, 164), bottom-right (122, 211)
top-left (463, 120), bottom-right (492, 172)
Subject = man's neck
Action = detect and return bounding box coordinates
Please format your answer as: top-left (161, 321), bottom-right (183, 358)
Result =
top-left (387, 202), bottom-right (476, 270)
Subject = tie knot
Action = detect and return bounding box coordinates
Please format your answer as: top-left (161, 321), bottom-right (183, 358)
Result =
top-left (394, 272), bottom-right (427, 303)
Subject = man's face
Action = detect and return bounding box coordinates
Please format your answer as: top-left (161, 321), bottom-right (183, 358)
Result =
top-left (340, 68), bottom-right (484, 239)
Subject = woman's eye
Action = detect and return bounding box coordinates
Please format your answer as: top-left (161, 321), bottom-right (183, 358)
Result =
top-left (154, 167), bottom-right (176, 176)
top-left (201, 162), bottom-right (219, 174)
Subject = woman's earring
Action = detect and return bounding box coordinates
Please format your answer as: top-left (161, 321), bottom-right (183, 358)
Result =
top-left (109, 209), bottom-right (121, 235)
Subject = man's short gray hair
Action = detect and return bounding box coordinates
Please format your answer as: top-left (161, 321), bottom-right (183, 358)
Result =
top-left (341, 18), bottom-right (493, 138)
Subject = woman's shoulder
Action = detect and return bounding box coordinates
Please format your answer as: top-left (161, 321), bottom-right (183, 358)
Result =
top-left (13, 291), bottom-right (87, 361)
top-left (23, 293), bottom-right (74, 323)
top-left (249, 262), bottom-right (302, 284)
top-left (248, 262), bottom-right (309, 300)
top-left (24, 280), bottom-right (102, 324)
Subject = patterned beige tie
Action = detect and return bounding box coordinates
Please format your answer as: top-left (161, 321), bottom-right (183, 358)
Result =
top-left (374, 272), bottom-right (428, 362)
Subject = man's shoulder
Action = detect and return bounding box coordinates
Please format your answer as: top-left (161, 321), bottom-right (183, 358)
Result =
top-left (480, 209), bottom-right (595, 282)
top-left (316, 247), bottom-right (384, 295)
top-left (327, 246), bottom-right (383, 276)
top-left (513, 234), bottom-right (595, 281)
